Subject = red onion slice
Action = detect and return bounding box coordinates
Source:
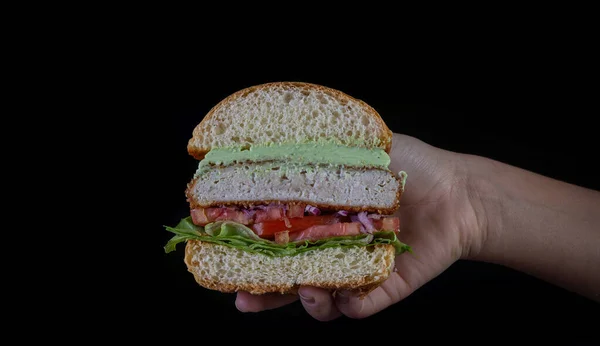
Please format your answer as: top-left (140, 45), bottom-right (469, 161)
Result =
top-left (357, 211), bottom-right (375, 233)
top-left (305, 205), bottom-right (321, 215)
top-left (241, 209), bottom-right (256, 219)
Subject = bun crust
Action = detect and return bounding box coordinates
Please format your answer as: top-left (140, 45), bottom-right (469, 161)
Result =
top-left (187, 82), bottom-right (393, 160)
top-left (184, 240), bottom-right (396, 297)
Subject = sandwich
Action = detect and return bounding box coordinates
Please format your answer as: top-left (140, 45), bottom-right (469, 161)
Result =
top-left (164, 81), bottom-right (411, 297)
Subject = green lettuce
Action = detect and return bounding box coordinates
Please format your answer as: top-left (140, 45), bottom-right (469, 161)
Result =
top-left (164, 216), bottom-right (412, 257)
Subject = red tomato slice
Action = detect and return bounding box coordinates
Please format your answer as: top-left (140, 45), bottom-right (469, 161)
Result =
top-left (252, 214), bottom-right (339, 238)
top-left (286, 204), bottom-right (305, 218)
top-left (274, 230), bottom-right (290, 244)
top-left (372, 217), bottom-right (400, 232)
top-left (288, 222), bottom-right (361, 242)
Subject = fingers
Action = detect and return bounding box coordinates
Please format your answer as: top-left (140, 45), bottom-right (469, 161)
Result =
top-left (298, 286), bottom-right (342, 321)
top-left (235, 273), bottom-right (412, 319)
top-left (333, 273), bottom-right (408, 319)
top-left (235, 268), bottom-right (417, 320)
top-left (334, 231), bottom-right (454, 319)
top-left (235, 291), bottom-right (299, 312)
top-left (235, 287), bottom-right (342, 322)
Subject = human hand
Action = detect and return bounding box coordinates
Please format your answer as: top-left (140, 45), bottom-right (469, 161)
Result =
top-left (235, 133), bottom-right (487, 320)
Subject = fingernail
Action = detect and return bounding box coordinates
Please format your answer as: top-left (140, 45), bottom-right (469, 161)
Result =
top-left (337, 290), bottom-right (349, 304)
top-left (235, 298), bottom-right (248, 312)
top-left (299, 293), bottom-right (315, 305)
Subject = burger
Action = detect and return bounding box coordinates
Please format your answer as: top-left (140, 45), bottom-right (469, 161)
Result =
top-left (164, 82), bottom-right (411, 297)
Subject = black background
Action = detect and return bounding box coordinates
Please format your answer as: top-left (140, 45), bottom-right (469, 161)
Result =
top-left (132, 51), bottom-right (598, 342)
top-left (13, 9), bottom-right (597, 345)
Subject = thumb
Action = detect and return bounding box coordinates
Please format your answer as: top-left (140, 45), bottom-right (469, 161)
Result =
top-left (298, 286), bottom-right (342, 321)
top-left (335, 236), bottom-right (450, 319)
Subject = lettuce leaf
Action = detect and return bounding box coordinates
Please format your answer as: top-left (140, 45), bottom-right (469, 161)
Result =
top-left (164, 217), bottom-right (412, 257)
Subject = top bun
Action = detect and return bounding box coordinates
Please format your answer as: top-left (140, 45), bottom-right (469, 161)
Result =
top-left (187, 82), bottom-right (393, 160)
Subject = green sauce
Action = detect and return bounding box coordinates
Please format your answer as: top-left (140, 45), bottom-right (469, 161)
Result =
top-left (194, 142), bottom-right (391, 177)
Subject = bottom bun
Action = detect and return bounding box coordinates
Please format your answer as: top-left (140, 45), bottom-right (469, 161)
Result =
top-left (184, 240), bottom-right (396, 297)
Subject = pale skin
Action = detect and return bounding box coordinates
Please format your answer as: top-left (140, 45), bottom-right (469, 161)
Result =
top-left (235, 133), bottom-right (600, 321)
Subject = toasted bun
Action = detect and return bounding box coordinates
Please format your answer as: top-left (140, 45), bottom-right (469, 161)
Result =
top-left (187, 82), bottom-right (393, 160)
top-left (184, 240), bottom-right (396, 297)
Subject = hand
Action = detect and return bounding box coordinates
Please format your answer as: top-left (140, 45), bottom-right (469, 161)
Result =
top-left (235, 133), bottom-right (487, 320)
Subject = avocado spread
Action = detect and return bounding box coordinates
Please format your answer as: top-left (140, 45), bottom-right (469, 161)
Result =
top-left (198, 142), bottom-right (390, 173)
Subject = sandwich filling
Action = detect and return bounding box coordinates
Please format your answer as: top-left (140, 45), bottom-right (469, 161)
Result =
top-left (165, 143), bottom-right (411, 256)
top-left (195, 142), bottom-right (391, 175)
top-left (187, 163), bottom-right (401, 213)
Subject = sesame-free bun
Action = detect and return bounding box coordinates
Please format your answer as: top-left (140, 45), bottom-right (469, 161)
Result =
top-left (184, 240), bottom-right (396, 297)
top-left (187, 82), bottom-right (393, 160)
